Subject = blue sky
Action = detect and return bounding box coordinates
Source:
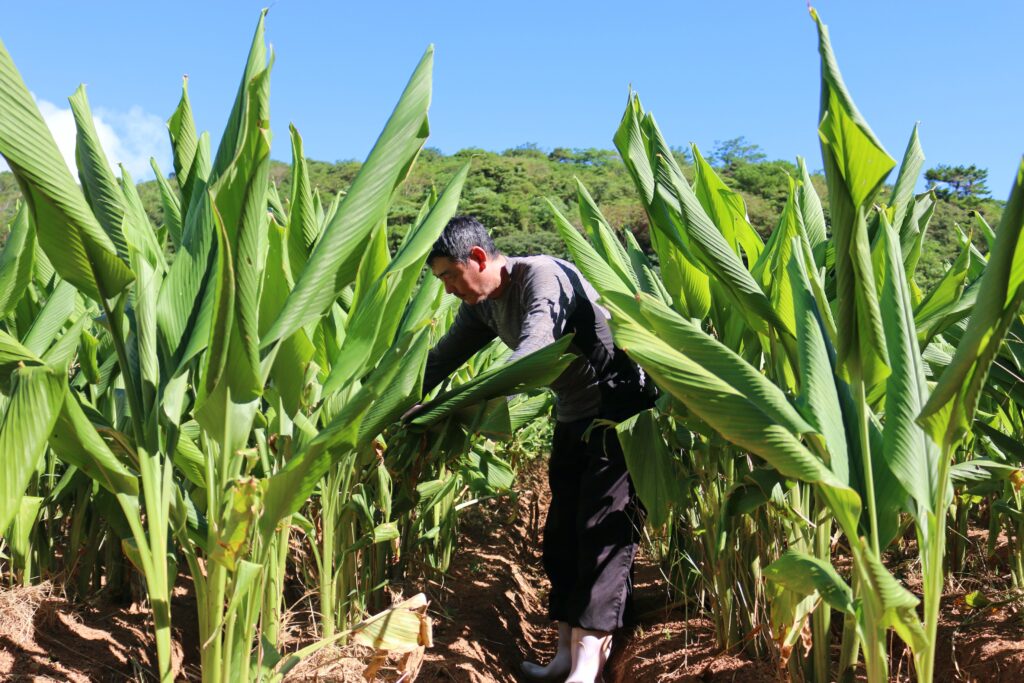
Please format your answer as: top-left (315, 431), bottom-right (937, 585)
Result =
top-left (3, 1), bottom-right (1021, 196)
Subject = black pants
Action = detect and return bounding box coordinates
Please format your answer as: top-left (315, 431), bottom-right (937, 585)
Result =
top-left (543, 418), bottom-right (645, 632)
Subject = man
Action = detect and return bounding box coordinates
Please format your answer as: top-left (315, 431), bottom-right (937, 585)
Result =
top-left (417, 215), bottom-right (655, 683)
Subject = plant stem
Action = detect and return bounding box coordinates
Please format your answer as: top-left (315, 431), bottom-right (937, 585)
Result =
top-left (917, 440), bottom-right (952, 683)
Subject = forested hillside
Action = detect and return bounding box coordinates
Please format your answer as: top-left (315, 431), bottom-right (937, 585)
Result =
top-left (0, 140), bottom-right (1003, 289)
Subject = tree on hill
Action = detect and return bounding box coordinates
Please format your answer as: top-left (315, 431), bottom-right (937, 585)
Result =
top-left (709, 136), bottom-right (766, 169)
top-left (924, 163), bottom-right (989, 201)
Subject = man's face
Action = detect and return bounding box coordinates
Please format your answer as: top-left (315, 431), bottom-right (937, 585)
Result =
top-left (430, 249), bottom-right (490, 304)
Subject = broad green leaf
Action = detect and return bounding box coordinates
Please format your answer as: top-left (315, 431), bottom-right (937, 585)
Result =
top-left (261, 219), bottom-right (315, 414)
top-left (157, 183), bottom-right (216, 358)
top-left (765, 549), bottom-right (855, 615)
top-left (0, 365), bottom-right (65, 533)
top-left (204, 49), bottom-right (272, 419)
top-left (167, 76), bottom-right (204, 211)
top-left (210, 478), bottom-right (263, 570)
top-left (914, 236), bottom-right (972, 344)
top-left (605, 303), bottom-right (862, 534)
top-left (878, 215), bottom-right (940, 514)
top-left (549, 201), bottom-right (634, 297)
top-left (49, 392), bottom-right (139, 497)
top-left (210, 10), bottom-right (267, 181)
top-left (903, 191), bottom-right (937, 282)
top-left (118, 164), bottom-right (164, 268)
top-left (69, 85), bottom-right (129, 260)
top-left (813, 8), bottom-right (894, 387)
top-left (286, 124), bottom-right (318, 273)
top-left (616, 410), bottom-right (678, 526)
top-left (789, 241), bottom-right (849, 482)
top-left (623, 229), bottom-right (673, 305)
top-left (604, 290), bottom-right (814, 436)
top-left (411, 335), bottom-right (575, 427)
top-left (8, 495), bottom-right (42, 579)
top-left (263, 47), bottom-right (433, 346)
top-left (890, 124), bottom-right (925, 246)
top-left (796, 157), bottom-right (827, 248)
top-left (22, 278), bottom-right (77, 357)
top-left (0, 329), bottom-right (42, 385)
top-left (0, 38), bottom-right (133, 301)
top-left (0, 203), bottom-right (35, 318)
top-left (691, 144), bottom-right (764, 268)
top-left (150, 158), bottom-right (182, 248)
top-left (920, 159), bottom-right (1024, 447)
top-left (645, 113), bottom-right (779, 335)
top-left (576, 179), bottom-right (640, 291)
top-left (323, 162), bottom-right (470, 394)
top-left (613, 92), bottom-right (709, 319)
top-left (751, 177), bottom-right (802, 337)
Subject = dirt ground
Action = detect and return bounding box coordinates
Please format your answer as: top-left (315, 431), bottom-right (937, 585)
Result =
top-left (2, 465), bottom-right (1024, 682)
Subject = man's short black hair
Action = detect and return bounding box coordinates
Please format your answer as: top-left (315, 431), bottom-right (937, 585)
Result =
top-left (427, 215), bottom-right (499, 265)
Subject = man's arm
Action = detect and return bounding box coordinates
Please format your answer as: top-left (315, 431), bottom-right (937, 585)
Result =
top-left (507, 267), bottom-right (571, 363)
top-left (423, 304), bottom-right (496, 395)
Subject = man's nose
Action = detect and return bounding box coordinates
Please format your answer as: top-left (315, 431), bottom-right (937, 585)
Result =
top-left (444, 281), bottom-right (456, 295)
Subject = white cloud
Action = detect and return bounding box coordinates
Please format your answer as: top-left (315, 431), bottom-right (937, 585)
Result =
top-left (0, 95), bottom-right (170, 182)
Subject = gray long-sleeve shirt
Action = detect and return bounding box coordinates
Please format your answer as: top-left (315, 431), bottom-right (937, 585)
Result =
top-left (424, 255), bottom-right (653, 423)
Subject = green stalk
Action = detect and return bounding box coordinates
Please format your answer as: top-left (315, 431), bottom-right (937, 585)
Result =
top-left (917, 440), bottom-right (953, 683)
top-left (811, 506), bottom-right (832, 682)
top-left (851, 367), bottom-right (887, 682)
top-left (320, 473), bottom-right (336, 640)
top-left (851, 373), bottom-right (880, 556)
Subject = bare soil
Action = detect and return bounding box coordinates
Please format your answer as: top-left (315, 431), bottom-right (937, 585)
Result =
top-left (2, 465), bottom-right (1023, 682)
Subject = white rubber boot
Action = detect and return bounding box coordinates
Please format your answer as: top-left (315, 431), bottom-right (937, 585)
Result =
top-left (565, 627), bottom-right (613, 683)
top-left (521, 621), bottom-right (572, 680)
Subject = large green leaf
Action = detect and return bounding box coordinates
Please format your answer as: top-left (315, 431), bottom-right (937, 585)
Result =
top-left (323, 162), bottom-right (470, 394)
top-left (796, 157), bottom-right (827, 248)
top-left (606, 290), bottom-right (814, 436)
top-left (157, 181), bottom-right (216, 361)
top-left (69, 85), bottom-right (129, 261)
top-left (263, 47), bottom-right (433, 346)
top-left (286, 124), bottom-right (318, 274)
top-left (920, 159), bottom-right (1024, 447)
top-left (601, 292), bottom-right (862, 535)
top-left (751, 177), bottom-right (802, 338)
top-left (150, 158), bottom-right (183, 249)
top-left (576, 180), bottom-right (640, 291)
top-left (22, 280), bottom-right (77, 357)
top-left (260, 329), bottom-right (425, 538)
top-left (411, 335), bottom-right (575, 427)
top-left (890, 124), bottom-right (925, 246)
top-left (613, 93), bottom-right (709, 319)
top-left (616, 410), bottom-right (678, 527)
top-left (210, 59), bottom-right (271, 405)
top-left (878, 215), bottom-right (940, 514)
top-left (789, 240), bottom-right (849, 482)
top-left (813, 8), bottom-right (894, 387)
top-left (0, 203), bottom-right (35, 318)
top-left (549, 201), bottom-right (635, 297)
top-left (167, 77), bottom-right (207, 212)
top-left (645, 112), bottom-right (780, 335)
top-left (210, 9), bottom-right (267, 182)
top-left (0, 365), bottom-right (65, 533)
top-left (49, 392), bottom-right (140, 497)
top-left (0, 38), bottom-right (133, 302)
top-left (691, 144), bottom-right (764, 268)
top-left (913, 234), bottom-right (973, 344)
top-left (0, 329), bottom-right (43, 385)
top-left (764, 549), bottom-right (855, 615)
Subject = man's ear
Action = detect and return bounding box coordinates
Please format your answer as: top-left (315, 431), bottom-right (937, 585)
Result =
top-left (468, 246), bottom-right (488, 270)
